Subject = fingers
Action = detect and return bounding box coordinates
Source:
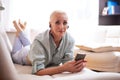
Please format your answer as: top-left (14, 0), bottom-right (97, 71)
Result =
top-left (77, 64), bottom-right (84, 72)
top-left (63, 60), bottom-right (86, 73)
top-left (74, 60), bottom-right (83, 66)
top-left (73, 60), bottom-right (86, 73)
top-left (75, 62), bottom-right (83, 68)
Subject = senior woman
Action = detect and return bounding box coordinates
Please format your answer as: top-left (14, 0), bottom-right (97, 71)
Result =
top-left (28, 10), bottom-right (86, 75)
top-left (11, 10), bottom-right (86, 76)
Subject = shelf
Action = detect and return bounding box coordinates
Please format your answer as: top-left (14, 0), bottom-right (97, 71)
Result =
top-left (99, 0), bottom-right (120, 25)
top-left (100, 14), bottom-right (120, 17)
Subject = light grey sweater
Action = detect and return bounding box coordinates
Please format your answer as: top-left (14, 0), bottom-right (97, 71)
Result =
top-left (28, 30), bottom-right (75, 74)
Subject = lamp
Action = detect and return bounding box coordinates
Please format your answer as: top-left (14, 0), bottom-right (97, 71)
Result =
top-left (0, 1), bottom-right (4, 10)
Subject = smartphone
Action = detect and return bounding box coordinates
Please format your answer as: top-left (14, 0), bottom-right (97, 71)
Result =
top-left (75, 54), bottom-right (86, 61)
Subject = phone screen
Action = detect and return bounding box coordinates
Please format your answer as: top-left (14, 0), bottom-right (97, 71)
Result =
top-left (75, 54), bottom-right (86, 61)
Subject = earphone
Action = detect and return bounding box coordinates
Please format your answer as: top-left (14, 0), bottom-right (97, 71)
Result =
top-left (67, 26), bottom-right (69, 29)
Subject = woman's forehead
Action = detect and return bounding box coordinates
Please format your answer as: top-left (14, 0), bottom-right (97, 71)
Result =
top-left (50, 11), bottom-right (68, 22)
top-left (53, 14), bottom-right (68, 20)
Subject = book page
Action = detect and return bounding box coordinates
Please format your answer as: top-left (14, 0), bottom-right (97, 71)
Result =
top-left (76, 42), bottom-right (113, 52)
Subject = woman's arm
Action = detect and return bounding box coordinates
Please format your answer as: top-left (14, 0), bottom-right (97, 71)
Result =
top-left (36, 60), bottom-right (85, 76)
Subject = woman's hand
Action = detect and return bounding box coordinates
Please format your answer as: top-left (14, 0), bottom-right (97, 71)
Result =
top-left (62, 60), bottom-right (86, 73)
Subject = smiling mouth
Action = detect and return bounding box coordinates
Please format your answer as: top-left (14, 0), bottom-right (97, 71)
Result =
top-left (60, 31), bottom-right (64, 32)
top-left (58, 30), bottom-right (65, 32)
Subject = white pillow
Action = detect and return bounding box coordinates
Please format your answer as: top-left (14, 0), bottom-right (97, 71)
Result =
top-left (0, 33), bottom-right (18, 80)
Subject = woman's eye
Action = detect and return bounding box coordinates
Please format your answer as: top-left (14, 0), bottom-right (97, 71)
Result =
top-left (63, 21), bottom-right (67, 25)
top-left (55, 21), bottom-right (60, 25)
top-left (55, 21), bottom-right (68, 25)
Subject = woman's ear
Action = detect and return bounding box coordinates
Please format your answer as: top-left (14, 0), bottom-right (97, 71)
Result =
top-left (49, 22), bottom-right (51, 28)
top-left (49, 24), bottom-right (51, 28)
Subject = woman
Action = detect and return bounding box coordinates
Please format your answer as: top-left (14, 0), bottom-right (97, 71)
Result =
top-left (11, 10), bottom-right (86, 76)
top-left (28, 10), bottom-right (86, 75)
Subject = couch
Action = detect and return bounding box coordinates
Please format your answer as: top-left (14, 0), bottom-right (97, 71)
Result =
top-left (1, 29), bottom-right (120, 80)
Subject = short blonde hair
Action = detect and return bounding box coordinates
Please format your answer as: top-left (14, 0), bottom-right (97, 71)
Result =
top-left (49, 10), bottom-right (68, 22)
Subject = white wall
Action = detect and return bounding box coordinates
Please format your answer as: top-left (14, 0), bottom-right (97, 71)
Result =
top-left (5, 0), bottom-right (120, 46)
top-left (0, 0), bottom-right (10, 29)
top-left (6, 0), bottom-right (99, 44)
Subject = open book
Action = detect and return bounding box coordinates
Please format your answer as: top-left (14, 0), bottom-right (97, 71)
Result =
top-left (76, 44), bottom-right (114, 53)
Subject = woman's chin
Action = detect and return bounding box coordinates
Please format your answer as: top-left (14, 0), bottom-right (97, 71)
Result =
top-left (57, 32), bottom-right (65, 37)
top-left (59, 34), bottom-right (64, 37)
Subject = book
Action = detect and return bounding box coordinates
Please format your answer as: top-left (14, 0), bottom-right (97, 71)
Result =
top-left (76, 44), bottom-right (114, 53)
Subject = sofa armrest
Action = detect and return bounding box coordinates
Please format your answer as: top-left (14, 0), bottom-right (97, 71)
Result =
top-left (0, 33), bottom-right (18, 80)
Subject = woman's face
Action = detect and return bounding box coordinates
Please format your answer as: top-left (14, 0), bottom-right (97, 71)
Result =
top-left (50, 13), bottom-right (68, 38)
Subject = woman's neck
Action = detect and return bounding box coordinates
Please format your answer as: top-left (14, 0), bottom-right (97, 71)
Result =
top-left (50, 31), bottom-right (62, 47)
top-left (54, 37), bottom-right (62, 47)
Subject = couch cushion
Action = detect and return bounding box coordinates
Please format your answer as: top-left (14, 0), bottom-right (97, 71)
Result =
top-left (1, 29), bottom-right (12, 53)
top-left (14, 64), bottom-right (32, 74)
top-left (0, 32), bottom-right (18, 80)
top-left (18, 74), bottom-right (53, 80)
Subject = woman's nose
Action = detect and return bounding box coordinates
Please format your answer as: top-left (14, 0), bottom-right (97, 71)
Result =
top-left (59, 24), bottom-right (64, 29)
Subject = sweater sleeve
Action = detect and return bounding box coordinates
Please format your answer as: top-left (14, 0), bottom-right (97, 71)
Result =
top-left (28, 39), bottom-right (47, 74)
